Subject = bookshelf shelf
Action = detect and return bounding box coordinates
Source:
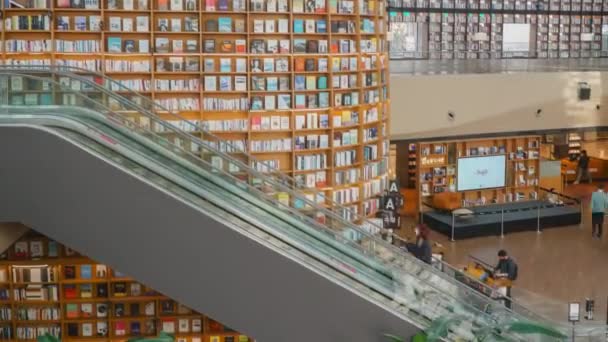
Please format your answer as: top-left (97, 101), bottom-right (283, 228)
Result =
top-left (0, 0), bottom-right (389, 220)
top-left (414, 135), bottom-right (540, 207)
top-left (0, 232), bottom-right (253, 341)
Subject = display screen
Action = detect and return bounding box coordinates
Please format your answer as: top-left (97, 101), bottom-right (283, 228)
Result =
top-left (457, 155), bottom-right (506, 191)
top-left (502, 23), bottom-right (531, 52)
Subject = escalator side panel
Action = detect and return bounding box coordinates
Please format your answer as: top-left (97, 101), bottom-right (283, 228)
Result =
top-left (0, 126), bottom-right (419, 342)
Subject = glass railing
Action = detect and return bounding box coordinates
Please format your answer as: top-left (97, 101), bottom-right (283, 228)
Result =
top-left (0, 66), bottom-right (565, 340)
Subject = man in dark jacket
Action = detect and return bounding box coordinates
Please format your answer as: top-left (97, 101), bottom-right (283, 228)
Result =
top-left (575, 150), bottom-right (592, 184)
top-left (494, 250), bottom-right (518, 309)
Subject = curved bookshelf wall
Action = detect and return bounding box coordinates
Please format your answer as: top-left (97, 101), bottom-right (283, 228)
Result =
top-left (0, 0), bottom-right (390, 220)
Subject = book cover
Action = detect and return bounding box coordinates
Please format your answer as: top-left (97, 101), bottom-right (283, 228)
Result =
top-left (250, 39), bottom-right (265, 53)
top-left (293, 39), bottom-right (306, 52)
top-left (186, 39), bottom-right (197, 52)
top-left (107, 37), bottom-right (122, 52)
top-left (266, 39), bottom-right (278, 53)
top-left (277, 94), bottom-right (291, 109)
top-left (80, 265), bottom-right (92, 279)
top-left (219, 76), bottom-right (232, 91)
top-left (279, 39), bottom-right (290, 53)
top-left (220, 40), bottom-right (233, 52)
top-left (172, 39), bottom-right (183, 53)
top-left (67, 323), bottom-right (79, 337)
top-left (235, 58), bottom-right (246, 72)
top-left (155, 37), bottom-right (169, 53)
top-left (204, 39), bottom-right (216, 52)
top-left (279, 76), bottom-right (289, 90)
top-left (253, 19), bottom-right (264, 33)
top-left (97, 321), bottom-right (108, 337)
top-left (139, 39), bottom-right (150, 53)
top-left (234, 18), bottom-right (245, 32)
top-left (144, 302), bottom-right (155, 316)
top-left (109, 17), bottom-right (121, 31)
top-left (305, 19), bottom-right (315, 32)
top-left (162, 320), bottom-right (175, 333)
top-left (204, 76), bottom-right (217, 91)
top-left (218, 0), bottom-right (228, 9)
top-left (204, 58), bottom-right (215, 72)
top-left (82, 323), bottom-right (93, 337)
top-left (293, 19), bottom-right (304, 33)
top-left (185, 0), bottom-right (196, 9)
top-left (218, 17), bottom-right (232, 32)
top-left (80, 283), bottom-right (92, 298)
top-left (178, 319), bottom-right (189, 333)
top-left (265, 19), bottom-right (275, 32)
top-left (170, 0), bottom-right (182, 10)
top-left (235, 39), bottom-right (246, 53)
top-left (263, 58), bottom-right (274, 72)
top-left (306, 75), bottom-right (316, 89)
top-left (278, 18), bottom-right (288, 32)
top-left (124, 39), bottom-right (136, 53)
top-left (294, 75), bottom-right (305, 90)
top-left (74, 16), bottom-right (86, 30)
top-left (115, 321), bottom-right (126, 336)
top-left (267, 77), bottom-right (278, 91)
top-left (81, 303), bottom-right (93, 317)
top-left (64, 265), bottom-right (76, 279)
top-left (66, 303), bottom-right (79, 318)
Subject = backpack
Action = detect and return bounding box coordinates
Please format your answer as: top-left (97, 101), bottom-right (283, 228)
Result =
top-left (511, 260), bottom-right (518, 281)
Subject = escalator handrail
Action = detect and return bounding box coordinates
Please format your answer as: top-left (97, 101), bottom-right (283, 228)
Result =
top-left (0, 67), bottom-right (561, 333)
top-left (0, 110), bottom-right (528, 342)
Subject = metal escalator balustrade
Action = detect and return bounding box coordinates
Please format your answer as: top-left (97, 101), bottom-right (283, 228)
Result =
top-left (0, 66), bottom-right (566, 340)
top-left (0, 70), bottom-right (526, 342)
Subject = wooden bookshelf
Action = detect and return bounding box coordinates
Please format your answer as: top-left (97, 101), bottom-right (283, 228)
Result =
top-left (0, 0), bottom-right (390, 222)
top-left (415, 135), bottom-right (541, 208)
top-left (0, 231), bottom-right (251, 342)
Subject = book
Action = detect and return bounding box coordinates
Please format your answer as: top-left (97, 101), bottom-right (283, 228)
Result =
top-left (186, 0), bottom-right (197, 11)
top-left (124, 40), bottom-right (136, 53)
top-left (82, 323), bottom-right (93, 337)
top-left (170, 0), bottom-right (182, 10)
top-left (136, 16), bottom-right (149, 31)
top-left (204, 39), bottom-right (216, 52)
top-left (171, 18), bottom-right (181, 31)
top-left (218, 17), bottom-right (232, 32)
top-left (220, 40), bottom-right (233, 52)
top-left (97, 322), bottom-right (108, 337)
top-left (139, 39), bottom-right (150, 53)
top-left (155, 37), bottom-right (170, 53)
top-left (109, 17), bottom-right (121, 31)
top-left (80, 265), bottom-right (92, 279)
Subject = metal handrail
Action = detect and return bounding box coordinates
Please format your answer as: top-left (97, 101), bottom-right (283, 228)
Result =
top-left (0, 65), bottom-right (574, 337)
top-left (0, 75), bottom-right (529, 342)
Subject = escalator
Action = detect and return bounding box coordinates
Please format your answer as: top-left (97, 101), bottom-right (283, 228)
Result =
top-left (0, 66), bottom-right (564, 342)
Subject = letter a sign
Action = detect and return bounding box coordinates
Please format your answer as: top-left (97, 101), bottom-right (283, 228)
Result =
top-left (383, 196), bottom-right (396, 211)
top-left (388, 179), bottom-right (399, 193)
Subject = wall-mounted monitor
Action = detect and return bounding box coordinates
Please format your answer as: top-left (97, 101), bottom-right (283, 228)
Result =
top-left (503, 23), bottom-right (531, 52)
top-left (457, 155), bottom-right (506, 191)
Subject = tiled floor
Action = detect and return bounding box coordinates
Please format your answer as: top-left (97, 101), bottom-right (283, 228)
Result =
top-left (399, 183), bottom-right (608, 325)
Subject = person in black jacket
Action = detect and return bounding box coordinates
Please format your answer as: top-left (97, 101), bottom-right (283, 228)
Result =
top-left (494, 250), bottom-right (518, 309)
top-left (575, 150), bottom-right (592, 184)
top-left (406, 224), bottom-right (432, 264)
